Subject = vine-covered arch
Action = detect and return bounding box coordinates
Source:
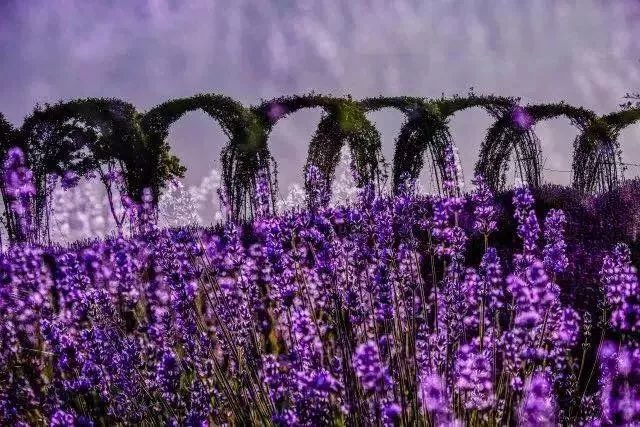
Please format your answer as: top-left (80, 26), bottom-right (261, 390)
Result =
top-left (142, 93), bottom-right (273, 220)
top-left (359, 96), bottom-right (450, 192)
top-left (16, 98), bottom-right (152, 240)
top-left (359, 93), bottom-right (518, 193)
top-left (573, 108), bottom-right (640, 194)
top-left (432, 93), bottom-right (519, 190)
top-left (253, 93), bottom-right (384, 197)
top-left (477, 102), bottom-right (598, 192)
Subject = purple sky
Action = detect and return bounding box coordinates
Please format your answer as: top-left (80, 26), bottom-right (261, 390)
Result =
top-left (1, 0), bottom-right (640, 192)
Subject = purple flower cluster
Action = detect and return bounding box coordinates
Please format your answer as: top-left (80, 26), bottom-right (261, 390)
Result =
top-left (543, 209), bottom-right (569, 274)
top-left (471, 174), bottom-right (498, 237)
top-left (600, 243), bottom-right (640, 333)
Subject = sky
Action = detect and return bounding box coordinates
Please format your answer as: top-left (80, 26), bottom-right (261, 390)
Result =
top-left (1, 0), bottom-right (640, 193)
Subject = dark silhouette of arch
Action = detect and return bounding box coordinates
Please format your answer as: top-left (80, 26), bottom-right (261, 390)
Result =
top-left (17, 98), bottom-right (150, 241)
top-left (142, 93), bottom-right (272, 220)
top-left (477, 102), bottom-right (597, 192)
top-left (360, 94), bottom-right (517, 193)
top-left (358, 96), bottom-right (444, 191)
top-left (572, 108), bottom-right (640, 194)
top-left (253, 93), bottom-right (383, 199)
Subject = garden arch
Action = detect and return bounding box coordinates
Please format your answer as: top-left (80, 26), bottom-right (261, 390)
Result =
top-left (476, 102), bottom-right (597, 192)
top-left (253, 93), bottom-right (384, 200)
top-left (141, 93), bottom-right (273, 220)
top-left (16, 98), bottom-right (150, 241)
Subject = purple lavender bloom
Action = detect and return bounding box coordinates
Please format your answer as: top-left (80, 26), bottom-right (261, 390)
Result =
top-left (381, 401), bottom-right (402, 426)
top-left (262, 354), bottom-right (289, 404)
top-left (430, 197), bottom-right (468, 260)
top-left (305, 164), bottom-right (330, 211)
top-left (185, 378), bottom-right (211, 426)
top-left (254, 168), bottom-right (272, 217)
top-left (542, 209), bottom-right (569, 274)
top-left (454, 343), bottom-right (495, 411)
top-left (3, 146), bottom-right (36, 240)
top-left (471, 174), bottom-right (498, 236)
top-left (442, 143), bottom-right (463, 196)
top-left (373, 262), bottom-right (394, 322)
top-left (519, 373), bottom-right (556, 426)
top-left (511, 189), bottom-right (540, 273)
top-left (461, 267), bottom-right (483, 329)
top-left (518, 210), bottom-right (540, 255)
top-left (551, 307), bottom-right (581, 347)
top-left (50, 409), bottom-right (77, 426)
top-left (60, 170), bottom-right (80, 189)
top-left (600, 243), bottom-right (640, 333)
top-left (291, 306), bottom-right (323, 364)
top-left (599, 342), bottom-right (640, 425)
top-left (480, 247), bottom-right (504, 312)
top-left (353, 341), bottom-right (393, 394)
top-left (418, 372), bottom-right (449, 414)
top-left (156, 349), bottom-right (181, 397)
top-left (513, 185), bottom-right (535, 216)
top-left (601, 243), bottom-right (638, 307)
top-left (4, 146), bottom-right (25, 168)
top-left (266, 102), bottom-right (288, 123)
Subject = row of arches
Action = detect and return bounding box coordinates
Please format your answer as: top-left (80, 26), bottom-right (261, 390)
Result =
top-left (1, 92), bottom-right (639, 238)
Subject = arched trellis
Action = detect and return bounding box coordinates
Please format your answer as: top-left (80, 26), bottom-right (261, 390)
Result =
top-left (359, 96), bottom-right (451, 192)
top-left (360, 93), bottom-right (518, 193)
top-left (573, 108), bottom-right (640, 194)
top-left (477, 102), bottom-right (598, 192)
top-left (253, 93), bottom-right (384, 197)
top-left (15, 98), bottom-right (154, 241)
top-left (141, 93), bottom-right (273, 220)
top-left (431, 93), bottom-right (520, 191)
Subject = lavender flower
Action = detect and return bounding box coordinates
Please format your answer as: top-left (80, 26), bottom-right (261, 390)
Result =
top-left (60, 170), bottom-right (80, 189)
top-left (471, 174), bottom-right (497, 237)
top-left (454, 343), bottom-right (495, 411)
top-left (599, 342), bottom-right (640, 425)
top-left (254, 167), bottom-right (272, 217)
top-left (511, 105), bottom-right (534, 130)
top-left (442, 143), bottom-right (464, 196)
top-left (305, 164), bottom-right (330, 211)
top-left (418, 372), bottom-right (449, 414)
top-left (600, 243), bottom-right (640, 333)
top-left (519, 373), bottom-right (556, 426)
top-left (542, 209), bottom-right (569, 274)
top-left (353, 341), bottom-right (393, 394)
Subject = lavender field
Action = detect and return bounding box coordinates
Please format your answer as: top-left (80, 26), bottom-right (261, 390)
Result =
top-left (3, 122), bottom-right (640, 426)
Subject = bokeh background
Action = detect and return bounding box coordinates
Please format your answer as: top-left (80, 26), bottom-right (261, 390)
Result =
top-left (1, 0), bottom-right (640, 197)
